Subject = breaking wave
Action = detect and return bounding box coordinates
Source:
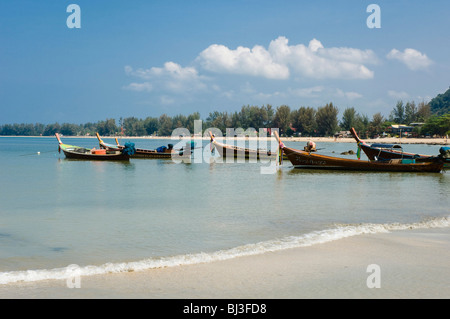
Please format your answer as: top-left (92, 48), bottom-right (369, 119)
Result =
top-left (1, 215), bottom-right (449, 285)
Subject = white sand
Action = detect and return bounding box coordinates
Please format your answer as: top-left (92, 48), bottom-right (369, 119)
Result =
top-left (287, 136), bottom-right (448, 145)
top-left (43, 135), bottom-right (449, 145)
top-left (1, 228), bottom-right (449, 299)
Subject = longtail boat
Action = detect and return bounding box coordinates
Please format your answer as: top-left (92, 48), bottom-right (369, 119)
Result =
top-left (56, 133), bottom-right (131, 161)
top-left (209, 131), bottom-right (283, 161)
top-left (350, 128), bottom-right (449, 167)
top-left (96, 133), bottom-right (193, 159)
top-left (274, 131), bottom-right (443, 173)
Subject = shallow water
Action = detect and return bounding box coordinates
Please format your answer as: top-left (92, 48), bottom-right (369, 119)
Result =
top-left (0, 136), bottom-right (448, 284)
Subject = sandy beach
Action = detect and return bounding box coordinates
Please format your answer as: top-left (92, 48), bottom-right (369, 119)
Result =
top-left (285, 136), bottom-right (449, 145)
top-left (1, 227), bottom-right (448, 299)
top-left (42, 134), bottom-right (450, 146)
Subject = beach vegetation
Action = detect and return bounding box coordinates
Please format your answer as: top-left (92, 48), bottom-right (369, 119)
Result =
top-left (316, 103), bottom-right (339, 136)
top-left (420, 114), bottom-right (450, 136)
top-left (1, 88), bottom-right (449, 137)
top-left (340, 107), bottom-right (358, 131)
top-left (290, 106), bottom-right (317, 136)
top-left (272, 105), bottom-right (291, 136)
top-left (429, 87), bottom-right (450, 115)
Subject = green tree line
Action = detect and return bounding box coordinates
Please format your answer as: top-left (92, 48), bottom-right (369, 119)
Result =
top-left (1, 99), bottom-right (449, 137)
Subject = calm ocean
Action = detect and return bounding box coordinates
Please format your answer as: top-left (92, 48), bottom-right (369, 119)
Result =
top-left (0, 136), bottom-right (449, 284)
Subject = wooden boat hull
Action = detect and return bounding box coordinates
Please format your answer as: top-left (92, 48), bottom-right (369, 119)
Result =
top-left (61, 149), bottom-right (130, 161)
top-left (360, 143), bottom-right (426, 160)
top-left (129, 151), bottom-right (173, 159)
top-left (104, 143), bottom-right (176, 159)
top-left (350, 128), bottom-right (449, 167)
top-left (56, 134), bottom-right (130, 161)
top-left (282, 147), bottom-right (443, 172)
top-left (209, 132), bottom-right (282, 161)
top-left (212, 140), bottom-right (275, 160)
top-left (96, 133), bottom-right (184, 159)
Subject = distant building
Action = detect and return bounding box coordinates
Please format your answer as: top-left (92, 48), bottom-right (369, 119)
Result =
top-left (409, 122), bottom-right (425, 127)
top-left (387, 124), bottom-right (424, 137)
top-left (334, 131), bottom-right (352, 138)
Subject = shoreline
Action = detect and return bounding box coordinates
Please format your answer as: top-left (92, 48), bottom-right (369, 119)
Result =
top-left (1, 135), bottom-right (448, 145)
top-left (1, 227), bottom-right (449, 299)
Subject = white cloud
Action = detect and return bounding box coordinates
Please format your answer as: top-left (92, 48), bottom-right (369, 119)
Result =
top-left (124, 62), bottom-right (207, 93)
top-left (308, 38), bottom-right (323, 53)
top-left (221, 90), bottom-right (235, 99)
top-left (254, 92), bottom-right (280, 101)
top-left (123, 82), bottom-right (153, 92)
top-left (197, 36), bottom-right (377, 80)
top-left (197, 43), bottom-right (290, 79)
top-left (336, 89), bottom-right (363, 100)
top-left (416, 95), bottom-right (432, 102)
top-left (388, 90), bottom-right (409, 99)
top-left (160, 96), bottom-right (175, 105)
top-left (289, 86), bottom-right (324, 98)
top-left (345, 92), bottom-right (363, 100)
top-left (240, 82), bottom-right (257, 94)
top-left (318, 47), bottom-right (378, 64)
top-left (270, 37), bottom-right (376, 79)
top-left (124, 37), bottom-right (380, 106)
top-left (386, 48), bottom-right (432, 70)
top-left (288, 86), bottom-right (362, 100)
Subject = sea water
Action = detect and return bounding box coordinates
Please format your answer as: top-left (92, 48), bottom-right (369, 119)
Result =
top-left (0, 136), bottom-right (448, 284)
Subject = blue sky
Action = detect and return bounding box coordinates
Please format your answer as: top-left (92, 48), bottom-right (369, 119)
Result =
top-left (1, 0), bottom-right (449, 124)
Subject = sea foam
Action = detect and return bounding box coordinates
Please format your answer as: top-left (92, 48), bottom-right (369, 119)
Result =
top-left (1, 216), bottom-right (449, 285)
